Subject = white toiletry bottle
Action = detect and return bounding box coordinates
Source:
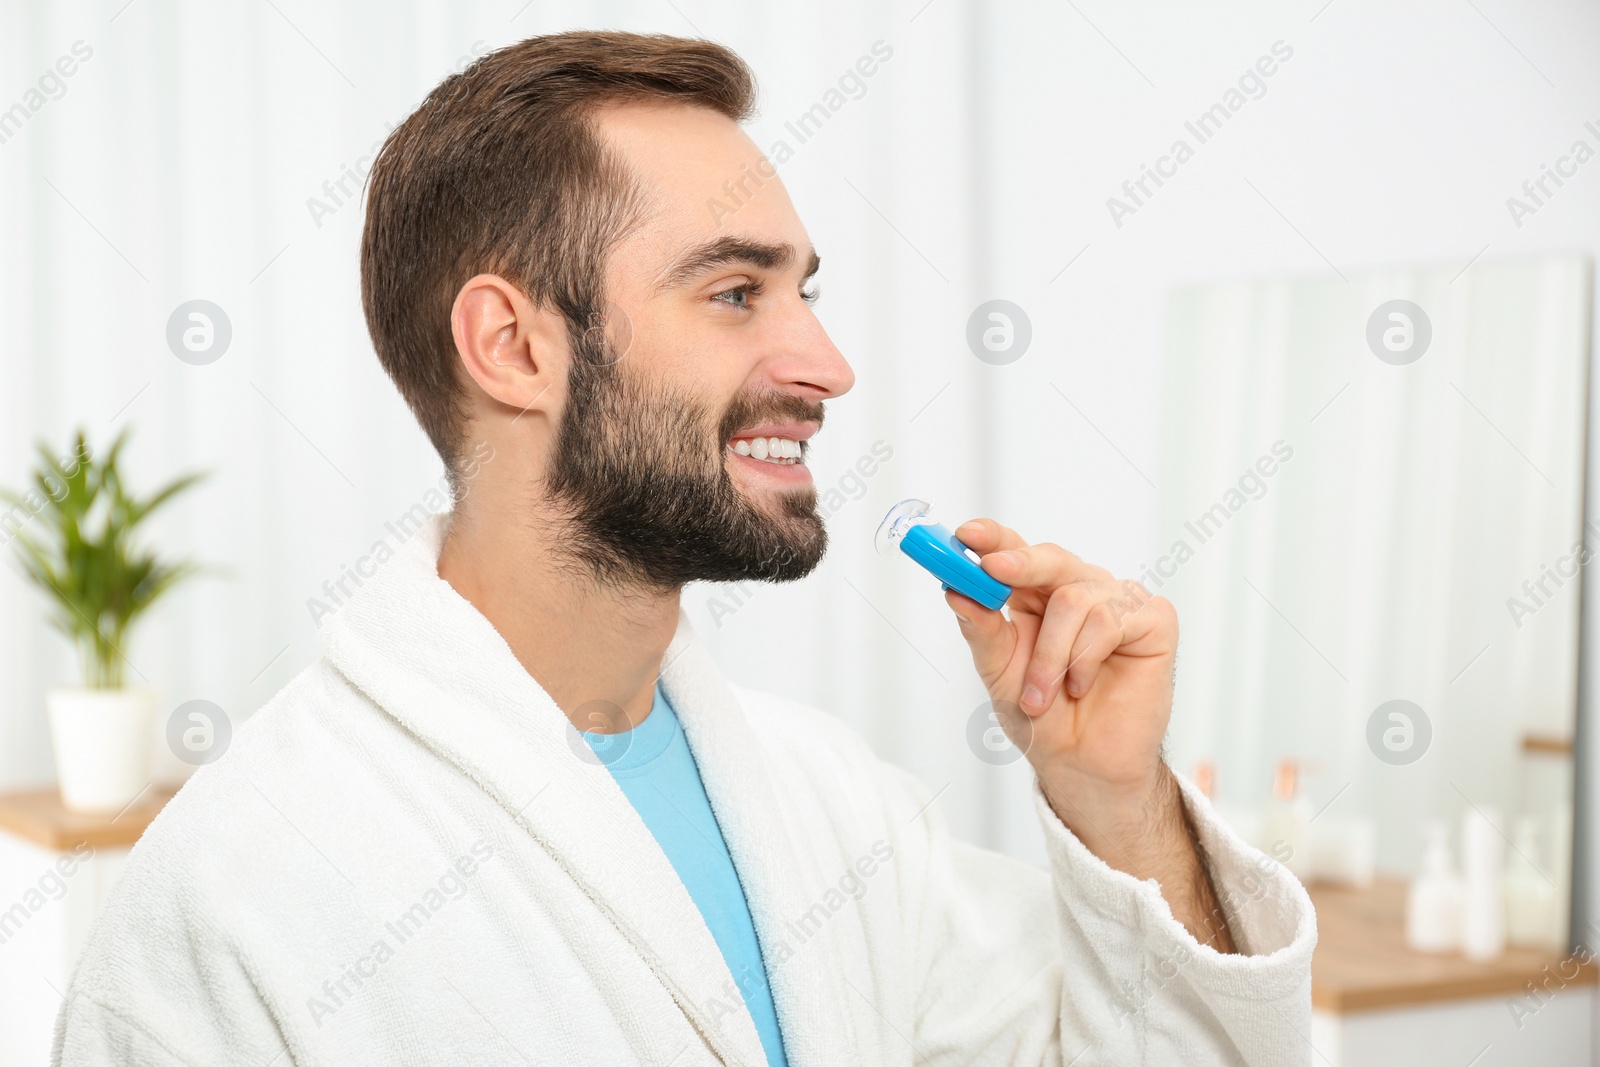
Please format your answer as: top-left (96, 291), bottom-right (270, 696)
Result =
top-left (1260, 760), bottom-right (1313, 881)
top-left (1405, 821), bottom-right (1463, 953)
top-left (1461, 805), bottom-right (1507, 960)
top-left (1505, 817), bottom-right (1556, 950)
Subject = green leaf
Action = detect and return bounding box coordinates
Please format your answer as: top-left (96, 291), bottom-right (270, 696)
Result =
top-left (0, 426), bottom-right (212, 687)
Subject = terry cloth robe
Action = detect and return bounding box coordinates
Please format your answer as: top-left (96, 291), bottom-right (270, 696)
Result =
top-left (54, 510), bottom-right (1317, 1067)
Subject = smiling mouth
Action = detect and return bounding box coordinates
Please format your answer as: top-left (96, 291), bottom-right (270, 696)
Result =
top-left (727, 435), bottom-right (805, 465)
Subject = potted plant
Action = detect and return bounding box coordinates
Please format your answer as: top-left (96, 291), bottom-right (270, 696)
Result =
top-left (1, 427), bottom-right (207, 812)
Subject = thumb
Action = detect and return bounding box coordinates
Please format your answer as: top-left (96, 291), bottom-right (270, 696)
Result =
top-left (945, 589), bottom-right (1016, 689)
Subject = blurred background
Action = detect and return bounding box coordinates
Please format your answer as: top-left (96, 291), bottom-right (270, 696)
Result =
top-left (3, 1), bottom-right (1600, 1063)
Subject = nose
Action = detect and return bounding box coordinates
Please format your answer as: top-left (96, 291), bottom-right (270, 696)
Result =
top-left (769, 303), bottom-right (855, 401)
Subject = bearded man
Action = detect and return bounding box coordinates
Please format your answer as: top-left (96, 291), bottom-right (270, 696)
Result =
top-left (56, 31), bottom-right (1314, 1067)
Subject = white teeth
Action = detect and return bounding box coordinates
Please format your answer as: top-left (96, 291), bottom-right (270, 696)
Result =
top-left (728, 436), bottom-right (805, 465)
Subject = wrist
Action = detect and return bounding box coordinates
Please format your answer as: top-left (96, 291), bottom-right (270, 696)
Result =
top-left (1040, 763), bottom-right (1185, 868)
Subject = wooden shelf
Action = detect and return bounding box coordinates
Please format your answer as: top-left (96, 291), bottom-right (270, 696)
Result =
top-left (1521, 734), bottom-right (1575, 756)
top-left (1309, 877), bottom-right (1593, 1013)
top-left (0, 785), bottom-right (178, 851)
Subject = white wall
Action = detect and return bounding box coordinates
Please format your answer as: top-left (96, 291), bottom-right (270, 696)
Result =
top-left (2, 0), bottom-right (1598, 926)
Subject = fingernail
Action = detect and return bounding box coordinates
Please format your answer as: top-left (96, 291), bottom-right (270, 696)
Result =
top-left (1021, 684), bottom-right (1044, 709)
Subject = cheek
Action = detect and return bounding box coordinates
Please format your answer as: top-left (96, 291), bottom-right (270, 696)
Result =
top-left (634, 322), bottom-right (741, 395)
top-left (616, 312), bottom-right (765, 441)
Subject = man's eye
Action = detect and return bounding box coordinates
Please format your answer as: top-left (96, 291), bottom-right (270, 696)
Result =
top-left (711, 280), bottom-right (818, 310)
top-left (713, 282), bottom-right (760, 309)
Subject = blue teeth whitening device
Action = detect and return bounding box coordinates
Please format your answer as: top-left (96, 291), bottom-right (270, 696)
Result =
top-left (875, 499), bottom-right (1011, 610)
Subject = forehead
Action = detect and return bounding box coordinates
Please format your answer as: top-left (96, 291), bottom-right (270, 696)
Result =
top-left (590, 101), bottom-right (811, 282)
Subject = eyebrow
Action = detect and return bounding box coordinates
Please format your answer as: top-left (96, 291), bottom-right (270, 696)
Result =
top-left (652, 236), bottom-right (821, 294)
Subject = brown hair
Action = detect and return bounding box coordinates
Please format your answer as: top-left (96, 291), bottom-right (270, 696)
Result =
top-left (360, 31), bottom-right (757, 490)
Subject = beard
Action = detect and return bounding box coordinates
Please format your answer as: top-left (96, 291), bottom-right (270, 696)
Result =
top-left (544, 328), bottom-right (829, 591)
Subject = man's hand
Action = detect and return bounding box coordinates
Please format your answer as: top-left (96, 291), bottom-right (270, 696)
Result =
top-left (945, 518), bottom-right (1235, 953)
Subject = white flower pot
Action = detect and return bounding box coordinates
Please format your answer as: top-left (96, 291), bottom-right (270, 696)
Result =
top-left (47, 687), bottom-right (156, 813)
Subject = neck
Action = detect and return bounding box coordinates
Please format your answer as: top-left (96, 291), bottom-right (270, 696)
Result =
top-left (435, 500), bottom-right (681, 734)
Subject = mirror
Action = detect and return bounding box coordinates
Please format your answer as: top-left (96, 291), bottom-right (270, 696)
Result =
top-left (1157, 254), bottom-right (1591, 951)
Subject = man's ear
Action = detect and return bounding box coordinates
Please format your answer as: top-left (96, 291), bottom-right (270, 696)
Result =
top-left (451, 274), bottom-right (568, 418)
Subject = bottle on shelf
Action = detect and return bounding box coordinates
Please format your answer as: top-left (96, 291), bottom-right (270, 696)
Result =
top-left (1460, 805), bottom-right (1507, 961)
top-left (1405, 820), bottom-right (1463, 953)
top-left (1505, 816), bottom-right (1557, 951)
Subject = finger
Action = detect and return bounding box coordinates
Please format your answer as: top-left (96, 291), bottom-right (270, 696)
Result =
top-left (944, 588), bottom-right (1017, 689)
top-left (1063, 586), bottom-right (1172, 695)
top-left (1063, 600), bottom-right (1125, 698)
top-left (953, 518), bottom-right (1028, 554)
top-left (1019, 583), bottom-right (1100, 714)
top-left (973, 540), bottom-right (1114, 590)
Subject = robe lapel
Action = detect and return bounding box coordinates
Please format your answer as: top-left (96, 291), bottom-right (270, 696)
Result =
top-left (662, 630), bottom-right (864, 1067)
top-left (317, 512), bottom-right (768, 1067)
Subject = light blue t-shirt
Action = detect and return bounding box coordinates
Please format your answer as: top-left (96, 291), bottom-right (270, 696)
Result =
top-left (583, 685), bottom-right (788, 1067)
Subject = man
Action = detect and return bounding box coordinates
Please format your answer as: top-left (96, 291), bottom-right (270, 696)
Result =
top-left (56, 30), bottom-right (1314, 1067)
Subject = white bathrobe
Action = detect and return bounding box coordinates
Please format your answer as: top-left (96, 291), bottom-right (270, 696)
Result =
top-left (55, 512), bottom-right (1316, 1067)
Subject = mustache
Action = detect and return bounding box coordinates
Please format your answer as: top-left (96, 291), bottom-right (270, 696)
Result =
top-left (717, 389), bottom-right (827, 443)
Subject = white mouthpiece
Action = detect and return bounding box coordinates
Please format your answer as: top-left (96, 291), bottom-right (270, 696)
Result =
top-left (874, 498), bottom-right (934, 557)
